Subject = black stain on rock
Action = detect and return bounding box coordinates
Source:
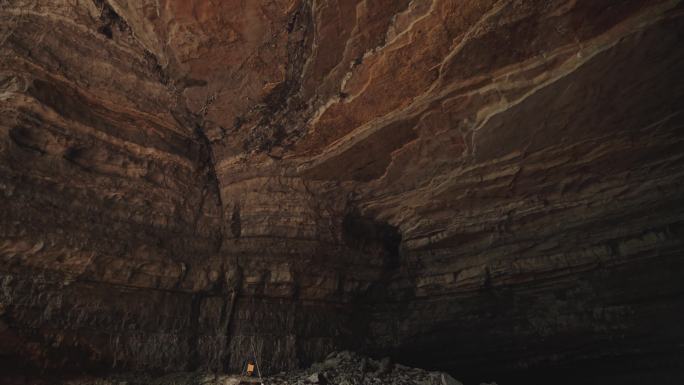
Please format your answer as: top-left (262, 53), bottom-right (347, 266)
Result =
top-left (9, 126), bottom-right (46, 154)
top-left (231, 203), bottom-right (242, 239)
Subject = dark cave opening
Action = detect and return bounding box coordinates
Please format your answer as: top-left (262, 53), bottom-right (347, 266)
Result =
top-left (342, 212), bottom-right (402, 270)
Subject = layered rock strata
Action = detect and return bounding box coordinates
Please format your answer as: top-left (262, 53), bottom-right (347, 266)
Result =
top-left (1, 0), bottom-right (683, 383)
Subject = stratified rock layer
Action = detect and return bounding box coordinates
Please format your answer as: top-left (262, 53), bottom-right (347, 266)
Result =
top-left (1, 0), bottom-right (684, 383)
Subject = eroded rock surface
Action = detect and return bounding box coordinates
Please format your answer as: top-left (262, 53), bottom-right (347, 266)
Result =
top-left (1, 0), bottom-right (684, 383)
top-left (266, 351), bottom-right (468, 385)
top-left (20, 351), bottom-right (478, 385)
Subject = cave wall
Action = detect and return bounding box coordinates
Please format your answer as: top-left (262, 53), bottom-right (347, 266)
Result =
top-left (0, 0), bottom-right (225, 373)
top-left (1, 0), bottom-right (683, 382)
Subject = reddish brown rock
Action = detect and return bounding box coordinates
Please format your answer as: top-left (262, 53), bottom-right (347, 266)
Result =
top-left (1, 0), bottom-right (684, 384)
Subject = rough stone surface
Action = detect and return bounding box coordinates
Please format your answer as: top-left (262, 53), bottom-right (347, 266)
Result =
top-left (1, 0), bottom-right (684, 384)
top-left (265, 351), bottom-right (464, 385)
top-left (25, 351), bottom-right (468, 385)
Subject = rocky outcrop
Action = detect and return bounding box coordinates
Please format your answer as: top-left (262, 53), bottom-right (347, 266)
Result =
top-left (1, 0), bottom-right (684, 384)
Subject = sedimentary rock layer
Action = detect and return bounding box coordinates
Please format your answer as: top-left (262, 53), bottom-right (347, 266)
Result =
top-left (1, 0), bottom-right (683, 383)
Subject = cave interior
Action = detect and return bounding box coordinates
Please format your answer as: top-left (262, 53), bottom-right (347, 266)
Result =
top-left (1, 0), bottom-right (684, 384)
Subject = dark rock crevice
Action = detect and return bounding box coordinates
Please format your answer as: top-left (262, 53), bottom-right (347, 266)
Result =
top-left (93, 0), bottom-right (130, 39)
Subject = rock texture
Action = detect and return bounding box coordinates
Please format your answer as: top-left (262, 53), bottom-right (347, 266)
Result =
top-left (266, 351), bottom-right (469, 385)
top-left (1, 0), bottom-right (684, 384)
top-left (20, 351), bottom-right (477, 385)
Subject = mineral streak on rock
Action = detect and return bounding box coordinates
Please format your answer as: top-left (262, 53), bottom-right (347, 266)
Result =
top-left (1, 0), bottom-right (684, 383)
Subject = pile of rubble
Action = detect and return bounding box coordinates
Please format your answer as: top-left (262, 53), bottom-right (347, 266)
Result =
top-left (57, 351), bottom-right (496, 385)
top-left (263, 351), bottom-right (494, 385)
